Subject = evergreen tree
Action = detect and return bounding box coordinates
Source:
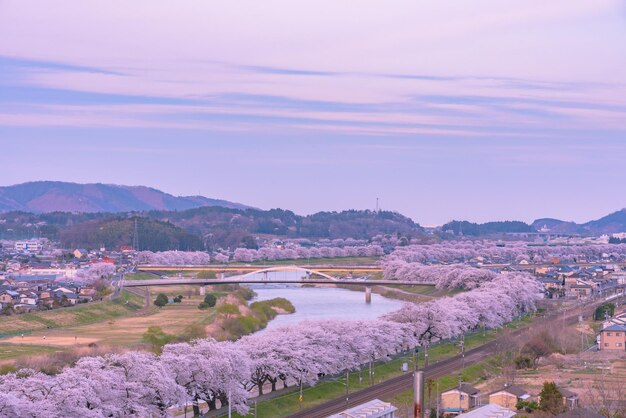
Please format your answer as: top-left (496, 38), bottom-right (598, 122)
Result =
top-left (154, 293), bottom-right (169, 307)
top-left (539, 381), bottom-right (565, 414)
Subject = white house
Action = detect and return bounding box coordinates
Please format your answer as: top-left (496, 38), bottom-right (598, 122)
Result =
top-left (457, 403), bottom-right (516, 418)
top-left (328, 399), bottom-right (397, 418)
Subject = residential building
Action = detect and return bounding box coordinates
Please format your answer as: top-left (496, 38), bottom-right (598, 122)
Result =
top-left (599, 324), bottom-right (626, 351)
top-left (456, 403), bottom-right (516, 418)
top-left (441, 383), bottom-right (481, 413)
top-left (488, 385), bottom-right (530, 410)
top-left (14, 240), bottom-right (43, 252)
top-left (19, 292), bottom-right (38, 306)
top-left (27, 267), bottom-right (77, 278)
top-left (73, 248), bottom-right (88, 259)
top-left (568, 284), bottom-right (593, 299)
top-left (327, 399), bottom-right (397, 418)
top-left (0, 290), bottom-right (19, 306)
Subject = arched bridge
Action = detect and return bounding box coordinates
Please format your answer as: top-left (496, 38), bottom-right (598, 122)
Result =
top-left (239, 265), bottom-right (339, 281)
top-left (127, 265), bottom-right (435, 304)
top-left (137, 264), bottom-right (382, 274)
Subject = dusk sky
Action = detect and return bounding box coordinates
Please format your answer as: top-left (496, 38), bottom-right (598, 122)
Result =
top-left (2, 1), bottom-right (626, 225)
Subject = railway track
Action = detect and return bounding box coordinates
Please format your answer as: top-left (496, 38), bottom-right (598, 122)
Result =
top-left (288, 304), bottom-right (603, 418)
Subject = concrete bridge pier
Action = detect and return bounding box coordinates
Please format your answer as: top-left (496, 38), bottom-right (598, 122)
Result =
top-left (365, 286), bottom-right (372, 304)
top-left (145, 287), bottom-right (151, 308)
top-left (199, 285), bottom-right (206, 296)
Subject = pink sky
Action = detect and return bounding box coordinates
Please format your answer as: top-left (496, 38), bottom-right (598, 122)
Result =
top-left (1, 1), bottom-right (626, 224)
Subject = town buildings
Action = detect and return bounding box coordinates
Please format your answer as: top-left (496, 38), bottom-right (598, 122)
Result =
top-left (440, 384), bottom-right (481, 413)
top-left (598, 324), bottom-right (626, 351)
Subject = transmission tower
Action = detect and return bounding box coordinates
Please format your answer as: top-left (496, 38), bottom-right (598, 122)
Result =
top-left (133, 219), bottom-right (139, 251)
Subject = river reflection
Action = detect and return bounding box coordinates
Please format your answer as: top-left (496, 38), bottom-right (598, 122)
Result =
top-left (249, 283), bottom-right (403, 329)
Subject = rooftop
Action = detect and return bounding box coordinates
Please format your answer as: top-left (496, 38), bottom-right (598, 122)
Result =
top-left (327, 399), bottom-right (398, 418)
top-left (490, 384), bottom-right (528, 397)
top-left (457, 403), bottom-right (516, 418)
top-left (602, 324), bottom-right (626, 332)
top-left (443, 383), bottom-right (480, 396)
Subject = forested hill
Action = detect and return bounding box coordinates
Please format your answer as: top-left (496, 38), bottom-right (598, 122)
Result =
top-left (151, 207), bottom-right (423, 249)
top-left (0, 181), bottom-right (249, 213)
top-left (0, 208), bottom-right (422, 250)
top-left (441, 220), bottom-right (535, 236)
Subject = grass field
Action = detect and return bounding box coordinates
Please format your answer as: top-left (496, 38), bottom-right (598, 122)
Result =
top-left (384, 284), bottom-right (461, 297)
top-left (0, 290), bottom-right (144, 338)
top-left (0, 344), bottom-right (62, 362)
top-left (4, 287), bottom-right (218, 347)
top-left (125, 272), bottom-right (160, 281)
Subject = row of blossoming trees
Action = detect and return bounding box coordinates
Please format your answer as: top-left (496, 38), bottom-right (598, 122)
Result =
top-left (232, 245), bottom-right (384, 262)
top-left (0, 267), bottom-right (542, 417)
top-left (135, 245), bottom-right (384, 265)
top-left (386, 241), bottom-right (626, 264)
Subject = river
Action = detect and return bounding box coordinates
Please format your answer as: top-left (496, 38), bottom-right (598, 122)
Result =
top-left (249, 283), bottom-right (403, 329)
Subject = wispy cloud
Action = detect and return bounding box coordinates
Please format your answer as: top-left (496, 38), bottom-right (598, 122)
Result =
top-left (1, 1), bottom-right (625, 140)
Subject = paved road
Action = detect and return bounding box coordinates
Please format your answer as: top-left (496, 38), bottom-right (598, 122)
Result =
top-left (287, 300), bottom-right (611, 418)
top-left (110, 273), bottom-right (124, 299)
top-left (121, 278), bottom-right (435, 287)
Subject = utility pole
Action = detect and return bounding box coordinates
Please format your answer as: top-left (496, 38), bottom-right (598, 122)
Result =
top-left (228, 389), bottom-right (232, 418)
top-left (414, 370), bottom-right (424, 418)
top-left (376, 197), bottom-right (379, 212)
top-left (579, 314), bottom-right (584, 352)
top-left (436, 380), bottom-right (440, 418)
top-left (413, 347), bottom-right (423, 418)
top-left (458, 334), bottom-right (465, 413)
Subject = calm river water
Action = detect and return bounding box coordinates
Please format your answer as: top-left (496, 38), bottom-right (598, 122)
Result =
top-left (249, 282), bottom-right (403, 329)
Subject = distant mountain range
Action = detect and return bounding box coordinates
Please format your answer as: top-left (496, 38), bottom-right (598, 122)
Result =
top-left (0, 182), bottom-right (422, 250)
top-left (3, 181), bottom-right (626, 245)
top-left (532, 209), bottom-right (626, 235)
top-left (0, 181), bottom-right (250, 213)
top-left (444, 209), bottom-right (626, 236)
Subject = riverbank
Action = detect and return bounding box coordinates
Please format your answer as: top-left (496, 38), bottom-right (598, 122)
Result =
top-left (250, 285), bottom-right (402, 328)
top-left (0, 285), bottom-right (294, 369)
top-left (206, 288), bottom-right (296, 340)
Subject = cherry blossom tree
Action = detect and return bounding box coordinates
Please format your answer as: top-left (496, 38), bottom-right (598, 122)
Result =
top-left (212, 253), bottom-right (230, 263)
top-left (70, 262), bottom-right (117, 286)
top-left (161, 339), bottom-right (250, 414)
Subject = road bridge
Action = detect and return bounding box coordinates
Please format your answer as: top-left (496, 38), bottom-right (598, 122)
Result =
top-left (125, 265), bottom-right (434, 304)
top-left (137, 264), bottom-right (382, 273)
top-left (122, 278), bottom-right (432, 287)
